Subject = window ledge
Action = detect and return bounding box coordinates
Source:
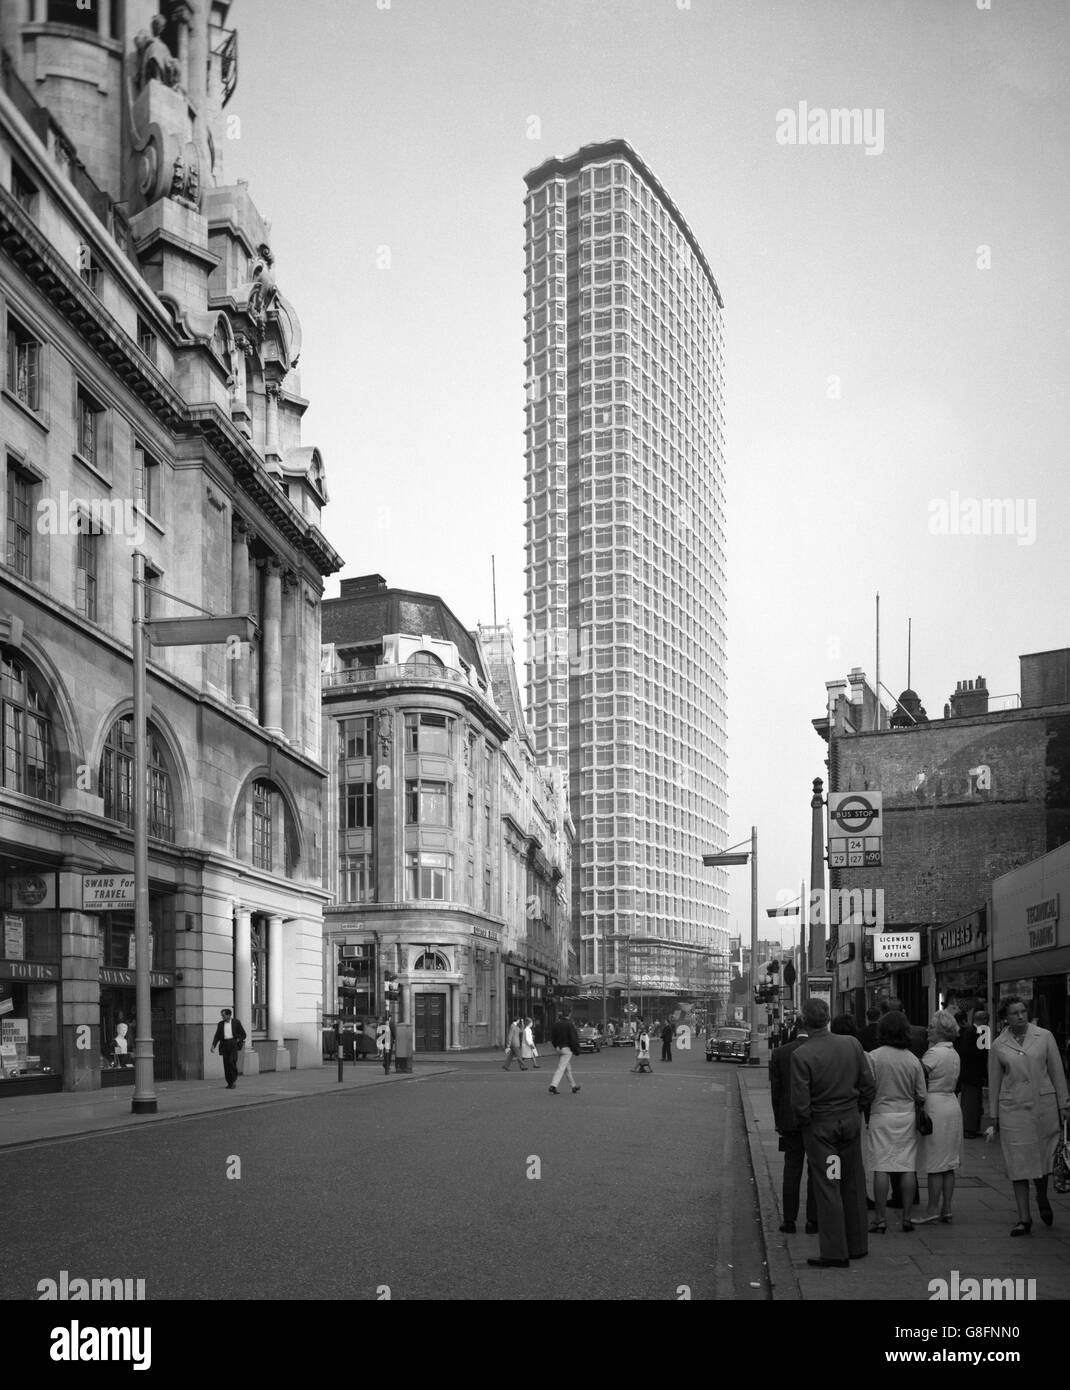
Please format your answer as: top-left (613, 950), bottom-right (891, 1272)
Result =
top-left (71, 451), bottom-right (112, 489)
top-left (2, 386), bottom-right (49, 432)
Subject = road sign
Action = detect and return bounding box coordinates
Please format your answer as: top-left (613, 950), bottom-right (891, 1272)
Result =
top-left (828, 791), bottom-right (882, 867)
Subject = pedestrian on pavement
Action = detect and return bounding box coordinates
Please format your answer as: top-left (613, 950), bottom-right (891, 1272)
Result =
top-left (381, 1015), bottom-right (395, 1074)
top-left (503, 1016), bottom-right (528, 1071)
top-left (210, 1008), bottom-right (247, 1089)
top-left (865, 1011), bottom-right (926, 1234)
top-left (789, 997), bottom-right (874, 1268)
top-left (661, 1020), bottom-right (674, 1063)
top-left (882, 996), bottom-right (927, 1058)
top-left (831, 1014), bottom-right (859, 1039)
top-left (859, 1007), bottom-right (882, 1053)
top-left (769, 1014), bottom-right (818, 1235)
top-left (916, 1010), bottom-right (963, 1224)
top-left (633, 1023), bottom-right (653, 1073)
top-left (522, 1017), bottom-right (540, 1069)
top-left (375, 1016), bottom-right (390, 1060)
top-left (955, 1009), bottom-right (989, 1137)
top-left (988, 994), bottom-right (1070, 1236)
top-left (549, 1009), bottom-right (581, 1095)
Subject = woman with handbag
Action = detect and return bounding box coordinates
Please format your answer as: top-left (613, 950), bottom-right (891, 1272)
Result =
top-left (916, 1010), bottom-right (964, 1224)
top-left (865, 1011), bottom-right (927, 1234)
top-left (988, 995), bottom-right (1070, 1236)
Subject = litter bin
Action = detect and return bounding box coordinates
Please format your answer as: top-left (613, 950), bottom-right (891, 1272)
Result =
top-left (394, 1022), bottom-right (414, 1073)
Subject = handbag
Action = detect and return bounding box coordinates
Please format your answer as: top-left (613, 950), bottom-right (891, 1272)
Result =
top-left (1054, 1120), bottom-right (1070, 1195)
top-left (915, 1100), bottom-right (933, 1136)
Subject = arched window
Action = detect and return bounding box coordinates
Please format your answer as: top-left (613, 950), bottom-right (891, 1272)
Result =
top-left (99, 716), bottom-right (175, 841)
top-left (235, 778), bottom-right (299, 876)
top-left (1, 650), bottom-right (56, 802)
top-left (413, 950), bottom-right (450, 972)
top-left (405, 650), bottom-right (443, 670)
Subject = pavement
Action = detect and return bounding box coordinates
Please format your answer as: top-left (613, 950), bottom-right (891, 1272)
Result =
top-left (737, 1057), bottom-right (1070, 1301)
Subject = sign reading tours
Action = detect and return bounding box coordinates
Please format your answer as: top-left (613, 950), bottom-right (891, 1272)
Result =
top-left (1025, 895), bottom-right (1058, 952)
top-left (827, 791), bottom-right (882, 868)
top-left (873, 931), bottom-right (921, 963)
top-left (82, 875), bottom-right (135, 909)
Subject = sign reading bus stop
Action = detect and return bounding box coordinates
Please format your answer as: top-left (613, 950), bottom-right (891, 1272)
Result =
top-left (828, 791), bottom-right (882, 868)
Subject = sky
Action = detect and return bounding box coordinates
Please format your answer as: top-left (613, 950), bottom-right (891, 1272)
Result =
top-left (223, 0), bottom-right (1070, 949)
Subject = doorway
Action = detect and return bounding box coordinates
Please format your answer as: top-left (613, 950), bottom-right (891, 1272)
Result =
top-left (414, 992), bottom-right (446, 1051)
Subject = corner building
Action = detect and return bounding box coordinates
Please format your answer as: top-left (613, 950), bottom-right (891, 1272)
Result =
top-left (0, 2), bottom-right (341, 1095)
top-left (523, 140), bottom-right (728, 999)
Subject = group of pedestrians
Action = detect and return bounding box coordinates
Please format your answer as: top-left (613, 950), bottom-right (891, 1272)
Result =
top-left (771, 994), bottom-right (1070, 1268)
top-left (502, 1016), bottom-right (540, 1071)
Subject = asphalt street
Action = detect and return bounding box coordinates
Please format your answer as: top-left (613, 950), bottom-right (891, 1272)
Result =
top-left (2, 1048), bottom-right (768, 1301)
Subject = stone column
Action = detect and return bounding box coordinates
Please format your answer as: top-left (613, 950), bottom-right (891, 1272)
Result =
top-left (267, 914), bottom-right (289, 1070)
top-left (96, 0), bottom-right (109, 38)
top-left (233, 905), bottom-right (260, 1075)
top-left (261, 559), bottom-right (283, 735)
top-left (280, 571), bottom-right (298, 742)
top-left (265, 382), bottom-right (282, 474)
top-left (187, 0), bottom-right (208, 116)
top-left (400, 981), bottom-right (411, 1027)
top-left (230, 521), bottom-right (252, 715)
top-left (449, 982), bottom-right (461, 1050)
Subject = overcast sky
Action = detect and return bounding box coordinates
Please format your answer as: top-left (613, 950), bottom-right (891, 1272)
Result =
top-left (224, 0), bottom-right (1070, 948)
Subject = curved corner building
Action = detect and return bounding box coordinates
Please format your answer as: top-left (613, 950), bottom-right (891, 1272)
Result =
top-left (522, 140), bottom-right (728, 1006)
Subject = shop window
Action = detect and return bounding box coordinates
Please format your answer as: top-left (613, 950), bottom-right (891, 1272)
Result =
top-left (0, 981), bottom-right (60, 1082)
top-left (99, 716), bottom-right (175, 840)
top-left (1, 651), bottom-right (57, 802)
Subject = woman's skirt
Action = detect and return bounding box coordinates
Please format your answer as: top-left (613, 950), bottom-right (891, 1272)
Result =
top-left (867, 1104), bottom-right (919, 1172)
top-left (920, 1091), bottom-right (963, 1172)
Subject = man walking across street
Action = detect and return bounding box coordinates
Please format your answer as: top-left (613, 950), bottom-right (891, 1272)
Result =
top-left (790, 997), bottom-right (874, 1267)
top-left (502, 1016), bottom-right (528, 1071)
top-left (549, 1009), bottom-right (581, 1095)
top-left (210, 1007), bottom-right (247, 1089)
top-left (770, 1014), bottom-right (818, 1235)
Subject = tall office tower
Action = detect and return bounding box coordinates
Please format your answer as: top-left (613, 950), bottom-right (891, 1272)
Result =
top-left (523, 140), bottom-right (728, 1005)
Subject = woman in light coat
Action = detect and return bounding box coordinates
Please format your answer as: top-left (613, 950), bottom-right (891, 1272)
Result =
top-left (916, 1010), bottom-right (963, 1223)
top-left (988, 995), bottom-right (1070, 1236)
top-left (866, 1010), bottom-right (927, 1233)
top-left (521, 1017), bottom-right (539, 1069)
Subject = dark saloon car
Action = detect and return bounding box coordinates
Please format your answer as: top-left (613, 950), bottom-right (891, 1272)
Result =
top-left (705, 1026), bottom-right (752, 1063)
top-left (575, 1025), bottom-right (604, 1053)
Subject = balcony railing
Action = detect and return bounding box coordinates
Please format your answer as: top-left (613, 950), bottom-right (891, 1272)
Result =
top-left (322, 663), bottom-right (480, 693)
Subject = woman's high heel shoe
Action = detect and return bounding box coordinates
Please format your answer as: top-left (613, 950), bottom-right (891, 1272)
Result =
top-left (1010, 1220), bottom-right (1032, 1237)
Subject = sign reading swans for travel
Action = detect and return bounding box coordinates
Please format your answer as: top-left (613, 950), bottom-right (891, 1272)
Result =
top-left (828, 791), bottom-right (882, 868)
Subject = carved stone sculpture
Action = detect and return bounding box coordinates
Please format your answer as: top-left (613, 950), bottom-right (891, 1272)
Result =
top-left (134, 16), bottom-right (182, 93)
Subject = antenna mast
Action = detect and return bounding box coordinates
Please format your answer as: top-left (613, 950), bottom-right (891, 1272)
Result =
top-left (491, 555), bottom-right (497, 627)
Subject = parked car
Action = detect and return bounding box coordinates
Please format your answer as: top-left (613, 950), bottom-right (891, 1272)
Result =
top-left (706, 1026), bottom-right (752, 1063)
top-left (575, 1025), bottom-right (604, 1053)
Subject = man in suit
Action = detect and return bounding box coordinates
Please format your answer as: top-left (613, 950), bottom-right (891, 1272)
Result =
top-left (956, 1009), bottom-right (989, 1137)
top-left (210, 1007), bottom-right (247, 1089)
top-left (859, 1007), bottom-right (882, 1052)
top-left (769, 1015), bottom-right (818, 1234)
top-left (790, 997), bottom-right (875, 1268)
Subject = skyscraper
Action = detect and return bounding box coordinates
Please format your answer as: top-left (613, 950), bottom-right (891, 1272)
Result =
top-left (523, 139), bottom-right (728, 1002)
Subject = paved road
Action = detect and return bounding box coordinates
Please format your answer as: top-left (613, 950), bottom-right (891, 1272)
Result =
top-left (2, 1049), bottom-right (768, 1301)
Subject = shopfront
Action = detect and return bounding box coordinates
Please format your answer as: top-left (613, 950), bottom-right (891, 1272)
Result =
top-left (1, 870), bottom-right (62, 1094)
top-left (95, 896), bottom-right (177, 1084)
top-left (991, 843), bottom-right (1070, 1069)
top-left (929, 908), bottom-right (989, 1018)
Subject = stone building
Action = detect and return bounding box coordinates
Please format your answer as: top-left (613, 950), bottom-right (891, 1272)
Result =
top-left (0, 1), bottom-right (340, 1095)
top-left (813, 651), bottom-right (1070, 1024)
top-left (320, 579), bottom-right (572, 1052)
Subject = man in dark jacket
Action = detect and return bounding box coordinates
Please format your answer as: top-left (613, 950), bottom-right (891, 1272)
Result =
top-left (859, 1007), bottom-right (882, 1052)
top-left (883, 996), bottom-right (927, 1058)
top-left (549, 1009), bottom-right (581, 1095)
top-left (210, 1008), bottom-right (247, 1089)
top-left (956, 1009), bottom-right (989, 1136)
top-left (769, 1016), bottom-right (818, 1234)
top-left (661, 1020), bottom-right (674, 1062)
top-left (790, 998), bottom-right (875, 1267)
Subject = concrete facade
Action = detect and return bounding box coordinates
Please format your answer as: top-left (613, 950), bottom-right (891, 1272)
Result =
top-left (0, 2), bottom-right (341, 1096)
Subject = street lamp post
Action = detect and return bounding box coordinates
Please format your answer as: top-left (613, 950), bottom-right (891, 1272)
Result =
top-left (703, 826), bottom-right (760, 1065)
top-left (130, 552), bottom-right (257, 1114)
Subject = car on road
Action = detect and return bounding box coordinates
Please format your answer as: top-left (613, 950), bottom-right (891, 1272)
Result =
top-left (706, 1026), bottom-right (752, 1063)
top-left (575, 1025), bottom-right (604, 1053)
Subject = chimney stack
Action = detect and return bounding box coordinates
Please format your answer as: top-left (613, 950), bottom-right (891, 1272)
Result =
top-left (948, 674), bottom-right (989, 718)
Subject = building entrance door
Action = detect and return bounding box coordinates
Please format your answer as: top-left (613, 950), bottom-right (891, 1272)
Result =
top-left (414, 992), bottom-right (446, 1051)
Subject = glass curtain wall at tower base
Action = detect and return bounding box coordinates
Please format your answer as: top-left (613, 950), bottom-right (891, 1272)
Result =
top-left (523, 140), bottom-right (729, 995)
